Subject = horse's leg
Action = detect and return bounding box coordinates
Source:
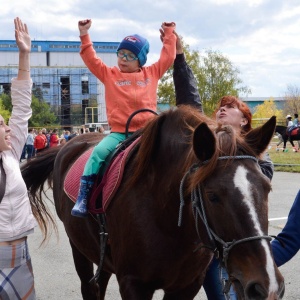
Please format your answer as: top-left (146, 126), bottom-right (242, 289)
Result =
top-left (289, 139), bottom-right (298, 152)
top-left (118, 276), bottom-right (155, 300)
top-left (283, 140), bottom-right (287, 152)
top-left (97, 270), bottom-right (112, 300)
top-left (69, 239), bottom-right (100, 300)
top-left (162, 281), bottom-right (202, 300)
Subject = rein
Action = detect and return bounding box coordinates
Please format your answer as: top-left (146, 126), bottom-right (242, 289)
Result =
top-left (178, 155), bottom-right (272, 295)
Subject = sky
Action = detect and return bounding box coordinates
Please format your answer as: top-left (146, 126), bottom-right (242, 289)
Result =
top-left (1, 0), bottom-right (300, 97)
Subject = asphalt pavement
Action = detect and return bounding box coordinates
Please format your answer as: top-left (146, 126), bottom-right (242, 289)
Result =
top-left (28, 171), bottom-right (300, 299)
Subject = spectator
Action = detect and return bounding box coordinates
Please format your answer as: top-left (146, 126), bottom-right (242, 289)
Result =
top-left (25, 128), bottom-right (34, 159)
top-left (0, 17), bottom-right (36, 299)
top-left (49, 128), bottom-right (59, 147)
top-left (64, 130), bottom-right (70, 141)
top-left (34, 129), bottom-right (47, 154)
top-left (68, 130), bottom-right (79, 140)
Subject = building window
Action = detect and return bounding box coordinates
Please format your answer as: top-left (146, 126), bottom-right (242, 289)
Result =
top-left (42, 82), bottom-right (50, 89)
top-left (81, 75), bottom-right (89, 94)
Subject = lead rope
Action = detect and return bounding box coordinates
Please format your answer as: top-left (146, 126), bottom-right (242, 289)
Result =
top-left (90, 213), bottom-right (108, 284)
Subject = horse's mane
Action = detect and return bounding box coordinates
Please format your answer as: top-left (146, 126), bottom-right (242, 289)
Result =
top-left (128, 106), bottom-right (258, 191)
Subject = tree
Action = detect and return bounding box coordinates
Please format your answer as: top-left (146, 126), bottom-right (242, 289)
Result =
top-left (197, 49), bottom-right (251, 115)
top-left (0, 92), bottom-right (57, 127)
top-left (157, 40), bottom-right (251, 116)
top-left (30, 95), bottom-right (58, 127)
top-left (157, 41), bottom-right (201, 107)
top-left (0, 98), bottom-right (11, 123)
top-left (252, 98), bottom-right (283, 119)
top-left (284, 84), bottom-right (300, 115)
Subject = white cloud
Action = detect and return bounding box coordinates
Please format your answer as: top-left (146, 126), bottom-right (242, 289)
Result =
top-left (2, 0), bottom-right (300, 96)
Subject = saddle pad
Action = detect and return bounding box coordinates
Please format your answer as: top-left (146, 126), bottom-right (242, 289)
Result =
top-left (64, 147), bottom-right (94, 202)
top-left (290, 128), bottom-right (299, 136)
top-left (97, 137), bottom-right (140, 212)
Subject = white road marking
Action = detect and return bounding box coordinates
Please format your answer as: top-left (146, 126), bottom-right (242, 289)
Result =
top-left (269, 217), bottom-right (287, 221)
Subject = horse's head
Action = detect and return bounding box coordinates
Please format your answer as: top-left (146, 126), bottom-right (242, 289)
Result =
top-left (190, 116), bottom-right (285, 299)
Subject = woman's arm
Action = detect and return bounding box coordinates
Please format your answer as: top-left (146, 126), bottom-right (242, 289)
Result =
top-left (15, 17), bottom-right (30, 81)
top-left (9, 18), bottom-right (32, 159)
top-left (172, 33), bottom-right (203, 111)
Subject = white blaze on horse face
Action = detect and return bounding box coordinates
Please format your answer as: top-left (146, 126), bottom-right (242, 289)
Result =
top-left (233, 166), bottom-right (279, 295)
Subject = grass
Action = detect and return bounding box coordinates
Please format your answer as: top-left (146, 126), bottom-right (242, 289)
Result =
top-left (268, 137), bottom-right (300, 173)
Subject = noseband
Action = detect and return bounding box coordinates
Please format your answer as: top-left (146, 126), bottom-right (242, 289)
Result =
top-left (178, 155), bottom-right (272, 274)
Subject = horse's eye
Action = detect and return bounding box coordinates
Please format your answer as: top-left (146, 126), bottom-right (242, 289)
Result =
top-left (206, 193), bottom-right (219, 203)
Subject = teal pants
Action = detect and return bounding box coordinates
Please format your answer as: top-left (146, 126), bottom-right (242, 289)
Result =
top-left (83, 132), bottom-right (131, 177)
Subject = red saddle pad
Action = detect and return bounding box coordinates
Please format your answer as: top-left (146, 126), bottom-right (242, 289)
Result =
top-left (64, 137), bottom-right (140, 214)
top-left (63, 147), bottom-right (93, 203)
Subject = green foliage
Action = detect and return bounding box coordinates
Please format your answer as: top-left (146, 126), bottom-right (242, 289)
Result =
top-left (198, 49), bottom-right (251, 115)
top-left (253, 98), bottom-right (283, 119)
top-left (1, 93), bottom-right (12, 112)
top-left (33, 87), bottom-right (44, 102)
top-left (0, 97), bottom-right (11, 123)
top-left (0, 92), bottom-right (58, 127)
top-left (158, 42), bottom-right (200, 107)
top-left (157, 40), bottom-right (251, 116)
top-left (30, 95), bottom-right (58, 127)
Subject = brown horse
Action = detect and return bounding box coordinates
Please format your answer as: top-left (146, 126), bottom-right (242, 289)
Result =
top-left (22, 106), bottom-right (284, 300)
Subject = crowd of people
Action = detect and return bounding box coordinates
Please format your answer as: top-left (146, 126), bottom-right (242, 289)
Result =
top-left (19, 126), bottom-right (105, 161)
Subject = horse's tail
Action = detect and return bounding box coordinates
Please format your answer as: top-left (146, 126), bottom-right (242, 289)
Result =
top-left (21, 147), bottom-right (60, 244)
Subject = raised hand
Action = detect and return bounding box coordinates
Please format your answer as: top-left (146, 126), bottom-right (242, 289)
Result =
top-left (160, 29), bottom-right (182, 54)
top-left (78, 19), bottom-right (92, 36)
top-left (14, 17), bottom-right (31, 54)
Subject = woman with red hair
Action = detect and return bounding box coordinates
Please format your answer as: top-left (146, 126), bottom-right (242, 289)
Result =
top-left (171, 33), bottom-right (273, 299)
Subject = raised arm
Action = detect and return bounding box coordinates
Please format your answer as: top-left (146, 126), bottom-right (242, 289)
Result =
top-left (173, 33), bottom-right (202, 111)
top-left (9, 17), bottom-right (32, 159)
top-left (15, 17), bottom-right (31, 81)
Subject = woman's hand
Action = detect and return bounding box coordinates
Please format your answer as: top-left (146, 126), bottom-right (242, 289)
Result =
top-left (160, 29), bottom-right (182, 54)
top-left (14, 17), bottom-right (31, 54)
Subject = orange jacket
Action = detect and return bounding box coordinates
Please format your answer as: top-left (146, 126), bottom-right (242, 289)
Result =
top-left (80, 27), bottom-right (176, 132)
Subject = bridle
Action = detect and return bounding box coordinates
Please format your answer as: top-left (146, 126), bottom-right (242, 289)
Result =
top-left (178, 155), bottom-right (272, 295)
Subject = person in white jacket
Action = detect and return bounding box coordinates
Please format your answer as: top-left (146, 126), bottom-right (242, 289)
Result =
top-left (0, 17), bottom-right (36, 299)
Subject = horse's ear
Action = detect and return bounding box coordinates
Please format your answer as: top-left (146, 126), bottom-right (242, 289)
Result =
top-left (193, 122), bottom-right (216, 161)
top-left (244, 116), bottom-right (276, 156)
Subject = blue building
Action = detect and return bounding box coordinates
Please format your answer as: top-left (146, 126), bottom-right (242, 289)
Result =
top-left (0, 39), bottom-right (287, 128)
top-left (0, 39), bottom-right (119, 127)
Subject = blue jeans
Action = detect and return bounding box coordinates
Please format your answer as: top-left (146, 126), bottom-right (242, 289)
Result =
top-left (203, 257), bottom-right (237, 299)
top-left (26, 144), bottom-right (34, 159)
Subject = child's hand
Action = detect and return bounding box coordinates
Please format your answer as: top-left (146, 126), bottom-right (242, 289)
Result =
top-left (78, 19), bottom-right (92, 36)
